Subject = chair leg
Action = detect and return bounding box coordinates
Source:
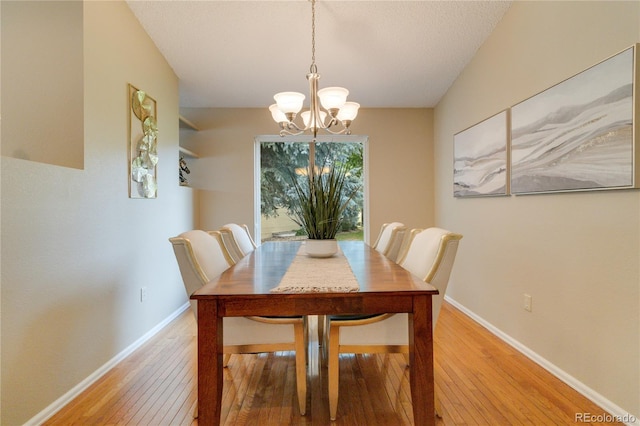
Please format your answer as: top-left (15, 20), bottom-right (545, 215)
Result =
top-left (193, 400), bottom-right (198, 419)
top-left (223, 353), bottom-right (231, 367)
top-left (321, 315), bottom-right (329, 367)
top-left (294, 321), bottom-right (308, 415)
top-left (328, 323), bottom-right (341, 421)
top-left (317, 314), bottom-right (325, 345)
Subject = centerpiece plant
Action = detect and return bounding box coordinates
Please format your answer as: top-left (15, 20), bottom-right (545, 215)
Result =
top-left (289, 162), bottom-right (359, 256)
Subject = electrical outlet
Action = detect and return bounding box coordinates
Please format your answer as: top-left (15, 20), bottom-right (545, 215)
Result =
top-left (523, 294), bottom-right (532, 312)
top-left (141, 287), bottom-right (148, 302)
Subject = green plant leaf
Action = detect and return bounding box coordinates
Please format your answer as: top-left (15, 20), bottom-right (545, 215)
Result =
top-left (288, 162), bottom-right (361, 239)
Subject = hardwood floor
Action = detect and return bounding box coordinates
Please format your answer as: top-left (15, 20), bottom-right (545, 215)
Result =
top-left (44, 302), bottom-right (619, 425)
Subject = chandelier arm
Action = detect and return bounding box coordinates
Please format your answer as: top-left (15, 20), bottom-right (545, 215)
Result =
top-left (286, 119), bottom-right (306, 132)
top-left (279, 128), bottom-right (305, 137)
top-left (322, 114), bottom-right (349, 134)
top-left (321, 123), bottom-right (350, 135)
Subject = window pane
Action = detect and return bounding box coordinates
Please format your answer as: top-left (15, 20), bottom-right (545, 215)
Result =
top-left (260, 141), bottom-right (363, 242)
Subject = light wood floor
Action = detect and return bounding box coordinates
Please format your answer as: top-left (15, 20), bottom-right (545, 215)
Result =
top-left (44, 302), bottom-right (619, 425)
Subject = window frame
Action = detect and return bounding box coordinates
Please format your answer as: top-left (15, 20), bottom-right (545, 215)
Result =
top-left (254, 134), bottom-right (370, 245)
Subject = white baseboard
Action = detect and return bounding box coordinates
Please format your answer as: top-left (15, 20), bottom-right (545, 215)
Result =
top-left (24, 302), bottom-right (190, 426)
top-left (444, 296), bottom-right (639, 426)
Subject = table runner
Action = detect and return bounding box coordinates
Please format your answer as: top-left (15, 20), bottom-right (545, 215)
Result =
top-left (270, 245), bottom-right (360, 293)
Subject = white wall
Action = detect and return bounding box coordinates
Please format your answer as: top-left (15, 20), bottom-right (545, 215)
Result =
top-left (1, 2), bottom-right (196, 424)
top-left (435, 0), bottom-right (639, 418)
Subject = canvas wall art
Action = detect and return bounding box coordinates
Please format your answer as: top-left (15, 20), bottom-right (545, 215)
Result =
top-left (454, 110), bottom-right (509, 197)
top-left (510, 45), bottom-right (637, 194)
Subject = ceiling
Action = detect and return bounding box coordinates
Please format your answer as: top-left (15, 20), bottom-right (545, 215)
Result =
top-left (126, 1), bottom-right (512, 109)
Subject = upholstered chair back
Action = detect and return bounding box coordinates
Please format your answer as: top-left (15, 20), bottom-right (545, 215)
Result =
top-left (169, 230), bottom-right (232, 316)
top-left (399, 227), bottom-right (463, 325)
top-left (372, 222), bottom-right (407, 262)
top-left (219, 223), bottom-right (258, 263)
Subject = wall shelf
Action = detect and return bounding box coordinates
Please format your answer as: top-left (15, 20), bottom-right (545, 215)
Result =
top-left (179, 146), bottom-right (199, 159)
top-left (178, 115), bottom-right (199, 187)
top-left (179, 114), bottom-right (199, 131)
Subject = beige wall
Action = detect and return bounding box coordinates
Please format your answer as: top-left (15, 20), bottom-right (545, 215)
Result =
top-left (1, 2), bottom-right (195, 424)
top-left (261, 209), bottom-right (299, 241)
top-left (435, 0), bottom-right (639, 418)
top-left (365, 109), bottom-right (434, 237)
top-left (1, 1), bottom-right (84, 169)
top-left (180, 107), bottom-right (434, 241)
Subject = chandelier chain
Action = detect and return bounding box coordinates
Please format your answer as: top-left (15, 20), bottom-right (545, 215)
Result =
top-left (310, 0), bottom-right (316, 73)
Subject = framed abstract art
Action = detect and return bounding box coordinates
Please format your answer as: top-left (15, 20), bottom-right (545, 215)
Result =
top-left (510, 45), bottom-right (638, 194)
top-left (454, 110), bottom-right (509, 197)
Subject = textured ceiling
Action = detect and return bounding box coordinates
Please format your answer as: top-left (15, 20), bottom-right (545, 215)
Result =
top-left (126, 1), bottom-right (512, 108)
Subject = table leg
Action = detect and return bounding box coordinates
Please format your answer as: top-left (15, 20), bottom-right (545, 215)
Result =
top-left (409, 295), bottom-right (435, 426)
top-left (197, 300), bottom-right (223, 425)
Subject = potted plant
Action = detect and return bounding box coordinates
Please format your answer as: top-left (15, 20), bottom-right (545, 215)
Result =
top-left (289, 163), bottom-right (359, 257)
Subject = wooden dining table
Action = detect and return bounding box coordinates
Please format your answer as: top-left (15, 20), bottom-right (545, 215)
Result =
top-left (191, 240), bottom-right (438, 425)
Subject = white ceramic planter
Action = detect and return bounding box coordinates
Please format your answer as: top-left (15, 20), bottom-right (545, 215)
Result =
top-left (305, 239), bottom-right (338, 258)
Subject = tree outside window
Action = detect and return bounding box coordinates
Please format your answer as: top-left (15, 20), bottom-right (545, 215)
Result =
top-left (260, 141), bottom-right (363, 242)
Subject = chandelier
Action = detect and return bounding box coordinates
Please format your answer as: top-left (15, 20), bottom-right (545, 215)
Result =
top-left (269, 0), bottom-right (359, 139)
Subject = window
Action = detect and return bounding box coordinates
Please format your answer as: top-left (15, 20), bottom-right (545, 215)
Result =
top-left (255, 135), bottom-right (368, 243)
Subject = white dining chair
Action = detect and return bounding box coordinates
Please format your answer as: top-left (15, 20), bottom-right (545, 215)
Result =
top-left (372, 221), bottom-right (407, 262)
top-left (218, 223), bottom-right (258, 264)
top-left (169, 229), bottom-right (307, 416)
top-left (325, 227), bottom-right (463, 420)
